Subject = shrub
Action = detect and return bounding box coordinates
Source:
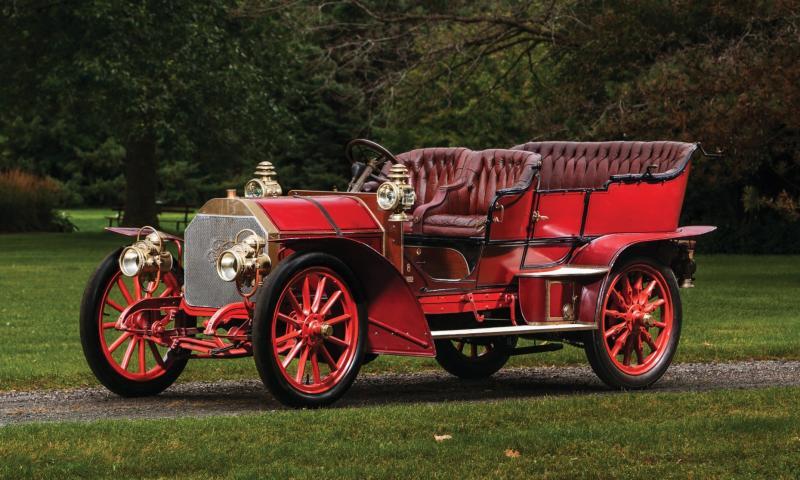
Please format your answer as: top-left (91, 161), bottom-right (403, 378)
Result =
top-left (0, 169), bottom-right (75, 232)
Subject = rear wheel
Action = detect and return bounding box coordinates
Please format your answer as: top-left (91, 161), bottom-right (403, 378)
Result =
top-left (253, 252), bottom-right (367, 407)
top-left (434, 336), bottom-right (516, 379)
top-left (585, 256), bottom-right (681, 389)
top-left (80, 248), bottom-right (192, 397)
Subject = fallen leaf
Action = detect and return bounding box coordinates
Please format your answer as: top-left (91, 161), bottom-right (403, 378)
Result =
top-left (434, 434), bottom-right (452, 442)
top-left (505, 449), bottom-right (521, 458)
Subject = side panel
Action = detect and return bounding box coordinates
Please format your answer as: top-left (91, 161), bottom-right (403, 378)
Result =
top-left (532, 191), bottom-right (585, 238)
top-left (254, 195), bottom-right (382, 233)
top-left (583, 169), bottom-right (690, 235)
top-left (285, 238), bottom-right (435, 357)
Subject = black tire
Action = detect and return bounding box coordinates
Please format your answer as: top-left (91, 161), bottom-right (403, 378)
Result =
top-left (584, 256), bottom-right (682, 389)
top-left (252, 252), bottom-right (368, 408)
top-left (434, 336), bottom-right (517, 379)
top-left (80, 248), bottom-right (191, 397)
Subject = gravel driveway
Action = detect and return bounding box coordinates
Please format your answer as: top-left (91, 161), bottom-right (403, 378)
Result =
top-left (1, 360), bottom-right (799, 426)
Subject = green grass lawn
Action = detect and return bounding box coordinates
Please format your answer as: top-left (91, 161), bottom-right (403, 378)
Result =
top-left (0, 209), bottom-right (798, 390)
top-left (2, 387), bottom-right (799, 479)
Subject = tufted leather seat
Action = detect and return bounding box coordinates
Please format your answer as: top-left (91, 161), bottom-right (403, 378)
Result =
top-left (417, 149), bottom-right (541, 237)
top-left (511, 141), bottom-right (695, 190)
top-left (393, 147), bottom-right (471, 205)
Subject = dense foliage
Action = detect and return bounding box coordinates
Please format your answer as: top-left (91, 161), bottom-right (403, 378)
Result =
top-left (1, 1), bottom-right (798, 251)
top-left (0, 170), bottom-right (73, 232)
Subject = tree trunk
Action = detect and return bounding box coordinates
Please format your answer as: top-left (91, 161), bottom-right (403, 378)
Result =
top-left (122, 133), bottom-right (159, 227)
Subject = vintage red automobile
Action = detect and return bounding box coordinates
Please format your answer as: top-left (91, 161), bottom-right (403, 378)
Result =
top-left (80, 139), bottom-right (715, 407)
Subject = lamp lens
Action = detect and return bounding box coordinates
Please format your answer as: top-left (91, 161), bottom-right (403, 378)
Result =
top-left (376, 183), bottom-right (399, 210)
top-left (217, 251), bottom-right (240, 282)
top-left (244, 179), bottom-right (264, 199)
top-left (120, 247), bottom-right (142, 277)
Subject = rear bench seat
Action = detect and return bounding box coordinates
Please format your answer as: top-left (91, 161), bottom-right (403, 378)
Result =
top-left (511, 141), bottom-right (696, 190)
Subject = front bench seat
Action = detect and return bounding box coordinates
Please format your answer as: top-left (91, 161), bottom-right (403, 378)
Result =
top-left (511, 141), bottom-right (696, 190)
top-left (417, 149), bottom-right (541, 237)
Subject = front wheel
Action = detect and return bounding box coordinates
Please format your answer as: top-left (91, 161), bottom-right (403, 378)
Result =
top-left (80, 248), bottom-right (192, 397)
top-left (252, 252), bottom-right (367, 407)
top-left (584, 256), bottom-right (682, 389)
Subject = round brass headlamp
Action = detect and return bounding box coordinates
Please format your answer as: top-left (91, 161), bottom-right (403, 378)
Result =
top-left (118, 230), bottom-right (173, 278)
top-left (215, 230), bottom-right (271, 285)
top-left (376, 164), bottom-right (416, 221)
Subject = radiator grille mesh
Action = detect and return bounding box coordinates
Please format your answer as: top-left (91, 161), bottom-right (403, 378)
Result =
top-left (184, 214), bottom-right (266, 308)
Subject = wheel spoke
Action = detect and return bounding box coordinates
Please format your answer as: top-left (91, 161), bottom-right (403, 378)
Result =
top-left (652, 321), bottom-right (667, 329)
top-left (138, 338), bottom-right (146, 374)
top-left (108, 332), bottom-right (131, 353)
top-left (643, 280), bottom-right (658, 298)
top-left (633, 274), bottom-right (643, 295)
top-left (622, 335), bottom-right (634, 366)
top-left (622, 274), bottom-right (633, 301)
top-left (311, 350), bottom-right (321, 384)
top-left (120, 337), bottom-right (137, 370)
top-left (611, 289), bottom-right (627, 308)
top-left (610, 330), bottom-right (630, 357)
top-left (319, 290), bottom-right (343, 317)
top-left (642, 329), bottom-right (658, 352)
top-left (288, 291), bottom-right (304, 317)
top-left (277, 312), bottom-right (301, 327)
top-left (318, 344), bottom-right (338, 370)
top-left (324, 335), bottom-right (349, 348)
top-left (148, 341), bottom-right (166, 368)
top-left (634, 333), bottom-right (644, 364)
top-left (281, 339), bottom-right (305, 368)
top-left (295, 346), bottom-right (310, 382)
top-left (605, 309), bottom-right (626, 320)
top-left (326, 313), bottom-right (350, 326)
top-left (117, 278), bottom-right (133, 304)
top-left (106, 299), bottom-right (125, 313)
top-left (301, 276), bottom-right (311, 314)
top-left (604, 322), bottom-right (626, 339)
top-left (647, 298), bottom-right (666, 311)
top-left (102, 321), bottom-right (117, 330)
top-left (275, 329), bottom-right (301, 346)
top-left (311, 276), bottom-right (327, 313)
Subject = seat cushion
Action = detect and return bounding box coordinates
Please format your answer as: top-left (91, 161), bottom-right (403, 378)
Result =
top-left (421, 214), bottom-right (487, 237)
top-left (511, 141), bottom-right (695, 190)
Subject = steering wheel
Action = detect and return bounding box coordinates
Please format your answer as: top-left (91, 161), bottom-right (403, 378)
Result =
top-left (345, 139), bottom-right (399, 192)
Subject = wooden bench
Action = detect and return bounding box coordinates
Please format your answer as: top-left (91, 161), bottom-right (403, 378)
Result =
top-left (106, 204), bottom-right (194, 231)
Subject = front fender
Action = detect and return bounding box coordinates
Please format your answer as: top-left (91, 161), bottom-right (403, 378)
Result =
top-left (283, 237), bottom-right (435, 357)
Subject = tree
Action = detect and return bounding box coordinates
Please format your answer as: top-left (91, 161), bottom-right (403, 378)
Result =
top-left (1, 0), bottom-right (297, 226)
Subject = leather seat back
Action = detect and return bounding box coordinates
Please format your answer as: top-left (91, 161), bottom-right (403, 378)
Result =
top-left (393, 147), bottom-right (471, 205)
top-left (435, 149), bottom-right (540, 216)
top-left (512, 141), bottom-right (695, 190)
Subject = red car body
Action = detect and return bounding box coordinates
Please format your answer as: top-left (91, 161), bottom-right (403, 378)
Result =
top-left (83, 140), bottom-right (715, 407)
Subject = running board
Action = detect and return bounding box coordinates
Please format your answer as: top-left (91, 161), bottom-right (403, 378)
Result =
top-left (430, 323), bottom-right (596, 339)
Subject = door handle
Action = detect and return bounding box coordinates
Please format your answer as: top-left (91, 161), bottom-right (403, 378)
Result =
top-left (532, 211), bottom-right (549, 222)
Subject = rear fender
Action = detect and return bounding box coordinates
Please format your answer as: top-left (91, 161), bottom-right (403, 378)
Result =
top-left (569, 226), bottom-right (716, 324)
top-left (282, 237), bottom-right (435, 357)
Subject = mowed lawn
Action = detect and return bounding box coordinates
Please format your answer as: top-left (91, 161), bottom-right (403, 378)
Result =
top-left (0, 209), bottom-right (799, 390)
top-left (2, 387), bottom-right (800, 479)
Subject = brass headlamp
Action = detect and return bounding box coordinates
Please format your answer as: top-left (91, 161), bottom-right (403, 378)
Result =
top-left (215, 229), bottom-right (271, 288)
top-left (376, 164), bottom-right (416, 221)
top-left (118, 227), bottom-right (173, 279)
top-left (244, 161), bottom-right (282, 198)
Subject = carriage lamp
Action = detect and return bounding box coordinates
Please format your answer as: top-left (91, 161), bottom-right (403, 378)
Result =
top-left (216, 230), bottom-right (271, 285)
top-left (118, 228), bottom-right (173, 278)
top-left (244, 161), bottom-right (282, 198)
top-left (376, 164), bottom-right (416, 221)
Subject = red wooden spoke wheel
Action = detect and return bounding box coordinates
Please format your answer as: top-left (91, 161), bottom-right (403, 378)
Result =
top-left (585, 257), bottom-right (682, 389)
top-left (601, 263), bottom-right (673, 375)
top-left (80, 248), bottom-right (192, 397)
top-left (434, 336), bottom-right (516, 379)
top-left (98, 271), bottom-right (181, 381)
top-left (253, 252), bottom-right (367, 408)
top-left (272, 267), bottom-right (360, 394)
